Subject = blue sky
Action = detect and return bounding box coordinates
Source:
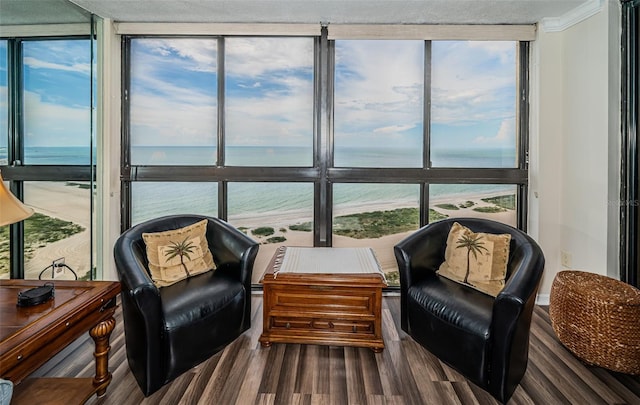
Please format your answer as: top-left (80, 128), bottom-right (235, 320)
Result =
top-left (129, 37), bottom-right (516, 154)
top-left (2, 37), bottom-right (516, 155)
top-left (0, 39), bottom-right (92, 150)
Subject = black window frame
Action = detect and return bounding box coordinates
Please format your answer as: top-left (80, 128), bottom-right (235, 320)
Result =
top-left (121, 29), bottom-right (530, 288)
top-left (1, 34), bottom-right (96, 279)
top-left (621, 0), bottom-right (640, 287)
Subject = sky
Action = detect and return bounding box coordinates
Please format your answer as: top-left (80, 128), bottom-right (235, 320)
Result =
top-left (0, 39), bottom-right (93, 152)
top-left (1, 37), bottom-right (516, 158)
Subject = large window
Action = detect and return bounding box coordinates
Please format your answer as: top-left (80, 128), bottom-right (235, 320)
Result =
top-left (123, 30), bottom-right (529, 287)
top-left (1, 38), bottom-right (95, 280)
top-left (225, 37), bottom-right (315, 167)
top-left (334, 40), bottom-right (424, 168)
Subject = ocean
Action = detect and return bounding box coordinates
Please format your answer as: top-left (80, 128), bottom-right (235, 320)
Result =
top-left (3, 146), bottom-right (517, 224)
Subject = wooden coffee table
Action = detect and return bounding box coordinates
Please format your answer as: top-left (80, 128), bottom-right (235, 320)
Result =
top-left (259, 247), bottom-right (386, 352)
top-left (0, 280), bottom-right (121, 404)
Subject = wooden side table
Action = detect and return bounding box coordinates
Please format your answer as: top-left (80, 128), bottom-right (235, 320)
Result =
top-left (259, 247), bottom-right (386, 352)
top-left (0, 280), bottom-right (121, 404)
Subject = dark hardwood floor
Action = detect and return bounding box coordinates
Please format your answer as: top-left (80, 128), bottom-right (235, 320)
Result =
top-left (29, 294), bottom-right (640, 404)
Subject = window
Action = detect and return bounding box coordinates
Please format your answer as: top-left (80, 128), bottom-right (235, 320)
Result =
top-left (227, 182), bottom-right (314, 272)
top-left (225, 38), bottom-right (314, 167)
top-left (334, 40), bottom-right (424, 168)
top-left (130, 38), bottom-right (218, 166)
top-left (131, 182), bottom-right (218, 225)
top-left (123, 30), bottom-right (529, 287)
top-left (1, 38), bottom-right (95, 280)
top-left (431, 41), bottom-right (517, 168)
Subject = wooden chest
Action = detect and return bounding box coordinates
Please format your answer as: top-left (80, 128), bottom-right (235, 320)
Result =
top-left (259, 248), bottom-right (386, 352)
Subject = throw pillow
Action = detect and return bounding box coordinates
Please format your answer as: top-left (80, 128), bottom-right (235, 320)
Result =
top-left (142, 219), bottom-right (216, 287)
top-left (437, 222), bottom-right (511, 297)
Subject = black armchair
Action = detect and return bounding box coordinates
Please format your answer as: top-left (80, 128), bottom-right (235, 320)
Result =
top-left (394, 218), bottom-right (545, 403)
top-left (113, 215), bottom-right (259, 396)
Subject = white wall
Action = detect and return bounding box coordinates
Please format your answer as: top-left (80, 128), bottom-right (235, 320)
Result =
top-left (97, 18), bottom-right (121, 281)
top-left (532, 2), bottom-right (620, 300)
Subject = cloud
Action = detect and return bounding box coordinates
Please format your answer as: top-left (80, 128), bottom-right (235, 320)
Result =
top-left (333, 41), bottom-right (424, 147)
top-left (130, 92), bottom-right (217, 146)
top-left (474, 118), bottom-right (515, 145)
top-left (131, 38), bottom-right (314, 147)
top-left (22, 91), bottom-right (91, 147)
top-left (23, 57), bottom-right (91, 75)
top-left (134, 38), bottom-right (217, 73)
top-left (226, 37), bottom-right (313, 77)
top-left (373, 124), bottom-right (416, 134)
top-left (431, 41), bottom-right (516, 125)
top-left (129, 38), bottom-right (517, 150)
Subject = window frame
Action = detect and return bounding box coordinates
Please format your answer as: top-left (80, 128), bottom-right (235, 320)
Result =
top-left (121, 29), bottom-right (531, 288)
top-left (621, 0), bottom-right (640, 287)
top-left (1, 34), bottom-right (96, 279)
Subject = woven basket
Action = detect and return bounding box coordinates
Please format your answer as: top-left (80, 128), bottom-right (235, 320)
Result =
top-left (549, 270), bottom-right (640, 374)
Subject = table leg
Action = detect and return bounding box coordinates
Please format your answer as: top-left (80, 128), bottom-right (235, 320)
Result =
top-left (89, 315), bottom-right (116, 397)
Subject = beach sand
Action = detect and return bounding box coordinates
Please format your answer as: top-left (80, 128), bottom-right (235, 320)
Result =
top-left (8, 182), bottom-right (515, 284)
top-left (241, 193), bottom-right (516, 284)
top-left (23, 182), bottom-right (93, 280)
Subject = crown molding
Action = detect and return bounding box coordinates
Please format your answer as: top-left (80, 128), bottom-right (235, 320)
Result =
top-left (540, 0), bottom-right (605, 32)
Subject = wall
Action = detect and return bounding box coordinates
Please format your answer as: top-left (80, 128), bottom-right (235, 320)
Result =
top-left (532, 2), bottom-right (620, 301)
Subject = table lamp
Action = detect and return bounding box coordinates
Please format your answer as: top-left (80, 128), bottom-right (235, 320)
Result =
top-left (0, 170), bottom-right (34, 227)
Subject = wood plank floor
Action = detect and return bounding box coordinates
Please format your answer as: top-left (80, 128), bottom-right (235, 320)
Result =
top-left (29, 294), bottom-right (640, 405)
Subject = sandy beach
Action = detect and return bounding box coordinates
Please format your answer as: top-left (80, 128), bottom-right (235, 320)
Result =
top-left (6, 182), bottom-right (515, 284)
top-left (234, 192), bottom-right (516, 284)
top-left (22, 182), bottom-right (93, 280)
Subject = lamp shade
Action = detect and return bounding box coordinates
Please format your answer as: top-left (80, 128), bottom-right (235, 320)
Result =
top-left (0, 170), bottom-right (34, 227)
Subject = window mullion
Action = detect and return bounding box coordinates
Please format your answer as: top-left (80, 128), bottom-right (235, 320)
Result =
top-left (424, 40), bottom-right (432, 169)
top-left (315, 25), bottom-right (332, 246)
top-left (218, 37), bottom-right (227, 220)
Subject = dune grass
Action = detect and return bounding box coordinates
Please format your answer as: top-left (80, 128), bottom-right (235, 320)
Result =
top-left (0, 213), bottom-right (85, 276)
top-left (288, 207), bottom-right (449, 239)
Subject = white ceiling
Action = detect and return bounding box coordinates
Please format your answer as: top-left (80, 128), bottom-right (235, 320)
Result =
top-left (1, 0), bottom-right (594, 26)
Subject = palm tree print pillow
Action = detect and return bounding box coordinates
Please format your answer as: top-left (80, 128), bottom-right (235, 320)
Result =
top-left (436, 222), bottom-right (511, 297)
top-left (142, 219), bottom-right (216, 287)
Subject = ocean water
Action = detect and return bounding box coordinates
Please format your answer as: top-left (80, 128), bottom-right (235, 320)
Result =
top-left (13, 146), bottom-right (516, 223)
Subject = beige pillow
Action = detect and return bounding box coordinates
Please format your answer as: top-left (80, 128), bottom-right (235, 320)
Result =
top-left (437, 222), bottom-right (511, 297)
top-left (142, 219), bottom-right (216, 287)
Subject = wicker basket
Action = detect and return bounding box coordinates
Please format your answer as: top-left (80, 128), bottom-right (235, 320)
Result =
top-left (549, 270), bottom-right (640, 374)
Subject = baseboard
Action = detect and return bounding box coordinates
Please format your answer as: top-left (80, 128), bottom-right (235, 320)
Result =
top-left (536, 293), bottom-right (550, 306)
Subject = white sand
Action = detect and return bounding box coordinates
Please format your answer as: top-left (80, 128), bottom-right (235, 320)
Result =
top-left (22, 182), bottom-right (92, 280)
top-left (14, 182), bottom-right (514, 284)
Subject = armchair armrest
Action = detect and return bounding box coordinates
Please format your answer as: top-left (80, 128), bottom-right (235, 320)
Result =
top-left (394, 221), bottom-right (450, 332)
top-left (205, 217), bottom-right (259, 290)
top-left (113, 233), bottom-right (165, 389)
top-left (489, 242), bottom-right (545, 400)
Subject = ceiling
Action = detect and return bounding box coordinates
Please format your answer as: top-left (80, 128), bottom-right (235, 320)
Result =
top-left (1, 0), bottom-right (594, 26)
top-left (0, 0), bottom-right (91, 25)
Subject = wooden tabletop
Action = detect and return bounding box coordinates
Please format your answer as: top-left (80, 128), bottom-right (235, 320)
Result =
top-left (0, 280), bottom-right (121, 383)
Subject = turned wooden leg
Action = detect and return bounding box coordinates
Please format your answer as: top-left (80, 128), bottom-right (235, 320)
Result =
top-left (89, 316), bottom-right (116, 397)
